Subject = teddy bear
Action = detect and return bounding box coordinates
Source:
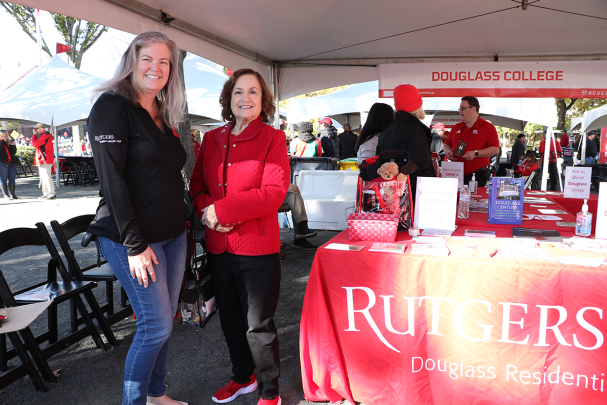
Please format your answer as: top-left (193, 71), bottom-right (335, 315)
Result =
top-left (377, 161), bottom-right (406, 183)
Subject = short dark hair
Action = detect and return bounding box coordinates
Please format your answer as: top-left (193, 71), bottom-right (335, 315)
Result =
top-left (219, 69), bottom-right (275, 123)
top-left (299, 121), bottom-right (314, 133)
top-left (517, 133), bottom-right (525, 139)
top-left (461, 96), bottom-right (480, 113)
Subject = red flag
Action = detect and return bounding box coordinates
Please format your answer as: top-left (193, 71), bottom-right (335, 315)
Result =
top-left (56, 43), bottom-right (71, 54)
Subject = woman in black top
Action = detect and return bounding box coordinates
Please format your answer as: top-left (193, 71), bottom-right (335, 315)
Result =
top-left (88, 31), bottom-right (187, 405)
top-left (0, 130), bottom-right (18, 199)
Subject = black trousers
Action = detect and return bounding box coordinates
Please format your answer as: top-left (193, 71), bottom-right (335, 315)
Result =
top-left (208, 251), bottom-right (281, 399)
top-left (463, 166), bottom-right (490, 188)
top-left (548, 162), bottom-right (559, 190)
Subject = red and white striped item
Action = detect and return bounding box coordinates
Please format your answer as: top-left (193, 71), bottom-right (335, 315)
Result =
top-left (347, 213), bottom-right (399, 242)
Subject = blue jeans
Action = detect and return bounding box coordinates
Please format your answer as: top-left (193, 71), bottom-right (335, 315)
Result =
top-left (99, 231), bottom-right (186, 405)
top-left (585, 157), bottom-right (596, 165)
top-left (0, 162), bottom-right (16, 185)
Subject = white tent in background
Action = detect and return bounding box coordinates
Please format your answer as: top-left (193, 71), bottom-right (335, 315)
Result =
top-left (0, 55), bottom-right (104, 127)
top-left (288, 81), bottom-right (557, 130)
top-left (581, 105), bottom-right (607, 132)
top-left (571, 116), bottom-right (584, 131)
top-left (184, 54), bottom-right (227, 126)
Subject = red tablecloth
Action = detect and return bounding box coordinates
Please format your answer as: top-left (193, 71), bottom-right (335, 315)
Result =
top-left (453, 188), bottom-right (580, 238)
top-left (300, 222), bottom-right (607, 404)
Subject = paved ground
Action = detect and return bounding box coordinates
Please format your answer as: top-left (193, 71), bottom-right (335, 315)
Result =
top-left (0, 175), bottom-right (340, 405)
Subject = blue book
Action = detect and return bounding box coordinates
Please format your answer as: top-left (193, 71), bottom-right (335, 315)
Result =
top-left (488, 177), bottom-right (524, 225)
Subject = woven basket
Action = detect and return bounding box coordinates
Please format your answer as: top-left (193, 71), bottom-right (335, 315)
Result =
top-left (347, 213), bottom-right (399, 242)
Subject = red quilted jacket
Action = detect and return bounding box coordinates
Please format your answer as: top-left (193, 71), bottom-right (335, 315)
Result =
top-left (189, 116), bottom-right (290, 255)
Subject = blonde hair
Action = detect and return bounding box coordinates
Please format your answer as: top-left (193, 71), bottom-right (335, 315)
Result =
top-left (410, 106), bottom-right (425, 121)
top-left (94, 31), bottom-right (185, 127)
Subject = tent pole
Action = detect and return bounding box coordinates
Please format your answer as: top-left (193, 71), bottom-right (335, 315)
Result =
top-left (272, 64), bottom-right (280, 130)
top-left (53, 125), bottom-right (60, 188)
top-left (581, 132), bottom-right (587, 164)
top-left (540, 128), bottom-right (552, 191)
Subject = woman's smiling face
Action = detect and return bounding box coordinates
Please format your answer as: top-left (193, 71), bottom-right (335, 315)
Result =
top-left (231, 74), bottom-right (262, 124)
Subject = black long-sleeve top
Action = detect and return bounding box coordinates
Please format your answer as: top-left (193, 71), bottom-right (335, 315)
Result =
top-left (87, 93), bottom-right (186, 256)
top-left (0, 139), bottom-right (17, 164)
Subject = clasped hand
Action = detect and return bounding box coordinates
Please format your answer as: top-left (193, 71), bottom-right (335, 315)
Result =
top-left (202, 204), bottom-right (233, 233)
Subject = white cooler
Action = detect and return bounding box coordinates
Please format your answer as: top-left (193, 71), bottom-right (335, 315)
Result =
top-left (297, 170), bottom-right (358, 231)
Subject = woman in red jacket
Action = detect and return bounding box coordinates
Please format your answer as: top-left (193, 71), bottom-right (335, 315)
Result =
top-left (189, 69), bottom-right (289, 405)
top-left (514, 150), bottom-right (539, 177)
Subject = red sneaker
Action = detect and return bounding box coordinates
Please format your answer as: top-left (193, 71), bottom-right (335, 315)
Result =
top-left (212, 374), bottom-right (258, 403)
top-left (257, 396), bottom-right (281, 405)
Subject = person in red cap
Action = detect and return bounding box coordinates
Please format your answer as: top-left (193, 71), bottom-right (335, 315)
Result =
top-left (376, 84), bottom-right (435, 201)
top-left (318, 117), bottom-right (344, 158)
top-left (443, 96), bottom-right (500, 187)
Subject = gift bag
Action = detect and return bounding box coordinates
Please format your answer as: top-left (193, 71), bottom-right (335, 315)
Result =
top-left (356, 176), bottom-right (413, 230)
top-left (357, 150), bottom-right (416, 230)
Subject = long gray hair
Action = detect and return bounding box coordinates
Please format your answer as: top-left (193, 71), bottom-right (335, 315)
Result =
top-left (94, 31), bottom-right (185, 127)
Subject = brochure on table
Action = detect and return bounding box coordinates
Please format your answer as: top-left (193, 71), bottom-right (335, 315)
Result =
top-left (414, 177), bottom-right (458, 231)
top-left (440, 161), bottom-right (464, 189)
top-left (563, 166), bottom-right (591, 199)
top-left (596, 182), bottom-right (607, 240)
top-left (488, 177), bottom-right (524, 225)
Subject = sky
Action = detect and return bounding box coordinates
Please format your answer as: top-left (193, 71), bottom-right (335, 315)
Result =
top-left (0, 8), bottom-right (135, 89)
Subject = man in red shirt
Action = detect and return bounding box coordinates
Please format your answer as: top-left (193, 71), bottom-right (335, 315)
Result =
top-left (560, 130), bottom-right (570, 148)
top-left (443, 96), bottom-right (500, 187)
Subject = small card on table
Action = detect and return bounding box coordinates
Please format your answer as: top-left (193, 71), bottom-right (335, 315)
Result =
top-left (325, 243), bottom-right (365, 251)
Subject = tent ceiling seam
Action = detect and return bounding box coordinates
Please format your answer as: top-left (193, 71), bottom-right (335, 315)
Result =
top-left (280, 54), bottom-right (607, 67)
top-left (102, 0), bottom-right (274, 66)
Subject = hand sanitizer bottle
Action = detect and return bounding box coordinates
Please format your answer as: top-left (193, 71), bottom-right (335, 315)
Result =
top-left (469, 173), bottom-right (478, 194)
top-left (575, 199), bottom-right (592, 237)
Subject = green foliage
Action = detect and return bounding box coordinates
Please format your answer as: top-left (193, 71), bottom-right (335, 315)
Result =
top-left (555, 98), bottom-right (607, 130)
top-left (15, 146), bottom-right (35, 164)
top-left (495, 122), bottom-right (545, 151)
top-left (0, 3), bottom-right (107, 69)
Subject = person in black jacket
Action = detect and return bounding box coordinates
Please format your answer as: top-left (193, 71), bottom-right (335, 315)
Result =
top-left (0, 130), bottom-right (18, 199)
top-left (338, 123), bottom-right (358, 159)
top-left (87, 32), bottom-right (188, 405)
top-left (376, 84), bottom-right (435, 201)
top-left (511, 133), bottom-right (526, 169)
top-left (318, 117), bottom-right (344, 158)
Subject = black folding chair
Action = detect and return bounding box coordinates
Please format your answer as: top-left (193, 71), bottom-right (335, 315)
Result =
top-left (0, 225), bottom-right (115, 378)
top-left (0, 276), bottom-right (53, 391)
top-left (50, 215), bottom-right (131, 329)
top-left (15, 158), bottom-right (35, 178)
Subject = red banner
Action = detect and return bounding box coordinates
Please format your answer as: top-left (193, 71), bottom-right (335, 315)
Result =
top-left (601, 128), bottom-right (607, 164)
top-left (301, 230), bottom-right (607, 405)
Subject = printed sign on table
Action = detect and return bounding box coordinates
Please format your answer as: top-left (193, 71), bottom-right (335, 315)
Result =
top-left (563, 166), bottom-right (591, 199)
top-left (413, 177), bottom-right (458, 231)
top-left (440, 161), bottom-right (464, 189)
top-left (596, 182), bottom-right (607, 240)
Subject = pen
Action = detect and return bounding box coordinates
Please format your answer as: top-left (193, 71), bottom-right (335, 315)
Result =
top-left (490, 249), bottom-right (499, 257)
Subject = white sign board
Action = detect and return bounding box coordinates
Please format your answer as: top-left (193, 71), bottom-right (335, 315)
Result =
top-left (563, 166), bottom-right (592, 199)
top-left (379, 61), bottom-right (607, 99)
top-left (414, 177), bottom-right (458, 231)
top-left (596, 182), bottom-right (607, 240)
top-left (440, 161), bottom-right (464, 189)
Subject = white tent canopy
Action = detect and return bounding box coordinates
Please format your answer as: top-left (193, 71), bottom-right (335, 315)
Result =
top-left (288, 81), bottom-right (557, 130)
top-left (184, 54), bottom-right (226, 126)
top-left (581, 105), bottom-right (607, 132)
top-left (0, 55), bottom-right (104, 127)
top-left (13, 0), bottom-right (607, 101)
